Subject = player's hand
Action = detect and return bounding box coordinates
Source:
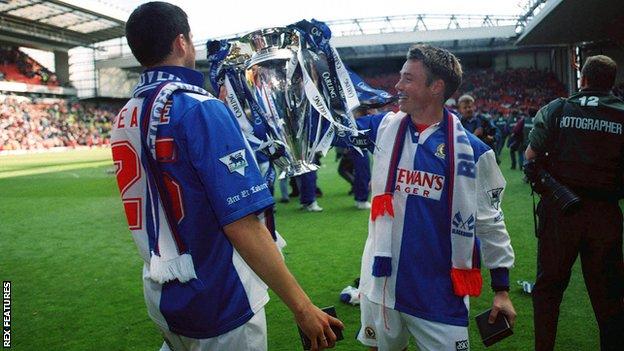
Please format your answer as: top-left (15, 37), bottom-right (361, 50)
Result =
top-left (294, 302), bottom-right (344, 350)
top-left (489, 291), bottom-right (516, 327)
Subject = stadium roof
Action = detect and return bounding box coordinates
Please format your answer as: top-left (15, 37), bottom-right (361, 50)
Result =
top-left (516, 0), bottom-right (624, 45)
top-left (0, 0), bottom-right (126, 50)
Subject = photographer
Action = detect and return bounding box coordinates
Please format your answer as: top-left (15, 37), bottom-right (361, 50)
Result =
top-left (525, 55), bottom-right (624, 351)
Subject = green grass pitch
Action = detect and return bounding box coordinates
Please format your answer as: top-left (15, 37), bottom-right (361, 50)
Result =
top-left (0, 147), bottom-right (599, 350)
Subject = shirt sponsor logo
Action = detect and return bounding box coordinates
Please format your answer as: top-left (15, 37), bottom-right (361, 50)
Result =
top-left (452, 211), bottom-right (475, 237)
top-left (559, 116), bottom-right (622, 135)
top-left (394, 168), bottom-right (445, 200)
top-left (219, 149), bottom-right (248, 176)
top-left (487, 187), bottom-right (503, 210)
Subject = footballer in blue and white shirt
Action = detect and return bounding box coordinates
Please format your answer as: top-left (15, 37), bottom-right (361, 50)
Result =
top-left (112, 65), bottom-right (275, 339)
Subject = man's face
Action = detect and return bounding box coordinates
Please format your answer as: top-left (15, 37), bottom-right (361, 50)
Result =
top-left (395, 60), bottom-right (437, 115)
top-left (458, 100), bottom-right (475, 118)
top-left (184, 32), bottom-right (196, 69)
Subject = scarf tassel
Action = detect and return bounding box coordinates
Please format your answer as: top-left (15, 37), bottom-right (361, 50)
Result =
top-left (450, 267), bottom-right (483, 297)
top-left (149, 252), bottom-right (198, 284)
top-left (371, 193), bottom-right (394, 221)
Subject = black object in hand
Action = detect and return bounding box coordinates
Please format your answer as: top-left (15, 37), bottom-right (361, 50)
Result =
top-left (298, 306), bottom-right (343, 350)
top-left (475, 309), bottom-right (513, 347)
top-left (523, 159), bottom-right (580, 213)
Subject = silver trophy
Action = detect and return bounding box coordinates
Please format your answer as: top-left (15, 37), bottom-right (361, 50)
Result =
top-left (210, 22), bottom-right (361, 178)
top-left (241, 27), bottom-right (319, 178)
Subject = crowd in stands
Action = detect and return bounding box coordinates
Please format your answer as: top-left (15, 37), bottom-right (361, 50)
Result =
top-left (362, 68), bottom-right (568, 117)
top-left (0, 95), bottom-right (118, 151)
top-left (0, 46), bottom-right (59, 86)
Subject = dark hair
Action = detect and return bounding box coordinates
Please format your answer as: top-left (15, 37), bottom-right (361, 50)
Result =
top-left (581, 55), bottom-right (617, 91)
top-left (125, 2), bottom-right (191, 67)
top-left (406, 44), bottom-right (462, 100)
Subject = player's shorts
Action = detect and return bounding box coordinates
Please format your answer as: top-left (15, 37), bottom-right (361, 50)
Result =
top-left (357, 294), bottom-right (469, 351)
top-left (159, 308), bottom-right (267, 351)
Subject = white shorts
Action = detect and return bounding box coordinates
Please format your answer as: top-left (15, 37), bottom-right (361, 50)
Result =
top-left (357, 295), bottom-right (469, 351)
top-left (159, 308), bottom-right (267, 351)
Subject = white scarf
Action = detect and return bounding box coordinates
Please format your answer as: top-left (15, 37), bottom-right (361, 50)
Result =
top-left (139, 81), bottom-right (211, 284)
top-left (369, 110), bottom-right (482, 297)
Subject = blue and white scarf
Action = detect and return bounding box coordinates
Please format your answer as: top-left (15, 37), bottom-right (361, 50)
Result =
top-left (370, 110), bottom-right (482, 297)
top-left (133, 76), bottom-right (211, 284)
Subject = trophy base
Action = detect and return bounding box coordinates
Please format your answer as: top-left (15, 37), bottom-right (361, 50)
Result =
top-left (278, 161), bottom-right (319, 179)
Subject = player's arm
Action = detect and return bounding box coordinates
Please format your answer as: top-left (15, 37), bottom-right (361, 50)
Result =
top-left (223, 214), bottom-right (343, 351)
top-left (474, 151), bottom-right (516, 326)
top-left (332, 112), bottom-right (387, 152)
top-left (182, 99), bottom-right (342, 350)
top-left (525, 105), bottom-right (550, 160)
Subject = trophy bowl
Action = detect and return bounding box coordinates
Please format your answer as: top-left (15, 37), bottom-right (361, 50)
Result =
top-left (241, 27), bottom-right (319, 178)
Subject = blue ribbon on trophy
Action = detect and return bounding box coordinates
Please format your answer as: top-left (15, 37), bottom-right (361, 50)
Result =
top-left (348, 69), bottom-right (397, 108)
top-left (206, 39), bottom-right (230, 94)
top-left (288, 20), bottom-right (361, 133)
top-left (285, 20), bottom-right (365, 165)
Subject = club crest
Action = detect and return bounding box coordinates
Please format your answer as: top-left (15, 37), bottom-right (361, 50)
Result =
top-left (435, 143), bottom-right (445, 159)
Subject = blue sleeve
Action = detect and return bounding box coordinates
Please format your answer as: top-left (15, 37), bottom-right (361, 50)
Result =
top-left (490, 267), bottom-right (510, 290)
top-left (181, 99), bottom-right (274, 227)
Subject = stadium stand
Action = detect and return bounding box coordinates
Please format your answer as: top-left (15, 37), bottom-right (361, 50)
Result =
top-left (0, 94), bottom-right (119, 151)
top-left (456, 68), bottom-right (566, 115)
top-left (0, 46), bottom-right (59, 86)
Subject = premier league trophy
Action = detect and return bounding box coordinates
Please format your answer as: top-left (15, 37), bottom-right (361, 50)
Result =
top-left (242, 27), bottom-right (318, 177)
top-left (207, 20), bottom-right (366, 178)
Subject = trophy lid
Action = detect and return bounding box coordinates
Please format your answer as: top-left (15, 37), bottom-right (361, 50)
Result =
top-left (239, 27), bottom-right (298, 68)
top-left (241, 27), bottom-right (295, 52)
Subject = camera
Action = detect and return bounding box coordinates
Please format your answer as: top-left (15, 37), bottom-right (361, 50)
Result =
top-left (524, 159), bottom-right (580, 213)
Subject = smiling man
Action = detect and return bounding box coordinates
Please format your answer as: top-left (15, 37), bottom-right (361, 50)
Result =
top-left (354, 44), bottom-right (516, 351)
